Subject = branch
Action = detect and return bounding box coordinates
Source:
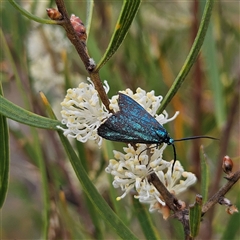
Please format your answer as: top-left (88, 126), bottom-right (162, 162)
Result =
top-left (148, 172), bottom-right (193, 239)
top-left (202, 170), bottom-right (240, 213)
top-left (53, 0), bottom-right (111, 112)
top-left (55, 0), bottom-right (92, 70)
top-left (147, 172), bottom-right (181, 212)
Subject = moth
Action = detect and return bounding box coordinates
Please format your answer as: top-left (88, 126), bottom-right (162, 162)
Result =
top-left (98, 93), bottom-right (217, 170)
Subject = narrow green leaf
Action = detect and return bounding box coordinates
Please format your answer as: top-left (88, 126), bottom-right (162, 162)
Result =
top-left (189, 195), bottom-right (203, 238)
top-left (132, 197), bottom-right (160, 240)
top-left (41, 92), bottom-right (104, 238)
top-left (58, 132), bottom-right (138, 240)
top-left (0, 87), bottom-right (9, 208)
top-left (33, 131), bottom-right (50, 239)
top-left (95, 0), bottom-right (141, 70)
top-left (0, 95), bottom-right (60, 129)
top-left (0, 114), bottom-right (9, 208)
top-left (84, 195), bottom-right (104, 239)
top-left (85, 0), bottom-right (94, 39)
top-left (8, 0), bottom-right (57, 24)
top-left (158, 0), bottom-right (214, 113)
top-left (200, 146), bottom-right (209, 203)
top-left (41, 93), bottom-right (135, 238)
top-left (75, 142), bottom-right (104, 239)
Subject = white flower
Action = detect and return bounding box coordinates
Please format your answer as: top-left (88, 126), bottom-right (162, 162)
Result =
top-left (145, 161), bottom-right (197, 219)
top-left (58, 78), bottom-right (111, 146)
top-left (107, 147), bottom-right (197, 217)
top-left (105, 143), bottom-right (171, 201)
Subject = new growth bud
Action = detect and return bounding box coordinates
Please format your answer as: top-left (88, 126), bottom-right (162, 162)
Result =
top-left (222, 155), bottom-right (233, 175)
top-left (46, 8), bottom-right (63, 20)
top-left (70, 14), bottom-right (87, 42)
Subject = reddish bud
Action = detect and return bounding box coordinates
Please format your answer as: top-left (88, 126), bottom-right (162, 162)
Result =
top-left (196, 194), bottom-right (203, 205)
top-left (70, 14), bottom-right (87, 42)
top-left (222, 155), bottom-right (233, 175)
top-left (46, 8), bottom-right (63, 20)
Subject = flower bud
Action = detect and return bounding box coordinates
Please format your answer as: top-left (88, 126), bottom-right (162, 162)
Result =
top-left (196, 194), bottom-right (203, 205)
top-left (46, 8), bottom-right (63, 20)
top-left (70, 14), bottom-right (87, 42)
top-left (222, 155), bottom-right (233, 175)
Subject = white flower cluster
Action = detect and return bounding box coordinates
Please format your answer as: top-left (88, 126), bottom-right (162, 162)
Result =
top-left (105, 144), bottom-right (171, 200)
top-left (60, 80), bottom-right (197, 217)
top-left (59, 78), bottom-right (111, 146)
top-left (106, 144), bottom-right (197, 218)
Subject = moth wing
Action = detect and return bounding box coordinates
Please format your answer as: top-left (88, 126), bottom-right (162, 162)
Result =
top-left (98, 93), bottom-right (167, 143)
top-left (118, 93), bottom-right (167, 140)
top-left (98, 122), bottom-right (145, 142)
top-left (118, 93), bottom-right (162, 127)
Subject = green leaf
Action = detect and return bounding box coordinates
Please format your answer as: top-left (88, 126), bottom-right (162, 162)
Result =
top-left (8, 0), bottom-right (57, 24)
top-left (0, 87), bottom-right (9, 208)
top-left (132, 197), bottom-right (160, 240)
top-left (42, 93), bottom-right (106, 238)
top-left (200, 146), bottom-right (209, 203)
top-left (95, 0), bottom-right (141, 70)
top-left (75, 141), bottom-right (104, 239)
top-left (158, 0), bottom-right (214, 113)
top-left (58, 132), bottom-right (138, 239)
top-left (85, 0), bottom-right (94, 39)
top-left (0, 95), bottom-right (60, 130)
top-left (189, 195), bottom-right (203, 238)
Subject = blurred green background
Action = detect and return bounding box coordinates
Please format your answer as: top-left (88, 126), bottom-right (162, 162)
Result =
top-left (1, 0), bottom-right (239, 239)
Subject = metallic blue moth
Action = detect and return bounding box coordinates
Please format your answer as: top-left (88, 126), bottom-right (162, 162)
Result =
top-left (98, 93), bottom-right (176, 160)
top-left (97, 93), bottom-right (217, 169)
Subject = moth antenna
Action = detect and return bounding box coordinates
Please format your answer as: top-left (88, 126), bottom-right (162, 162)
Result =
top-left (174, 135), bottom-right (219, 142)
top-left (171, 136), bottom-right (217, 174)
top-left (171, 144), bottom-right (177, 174)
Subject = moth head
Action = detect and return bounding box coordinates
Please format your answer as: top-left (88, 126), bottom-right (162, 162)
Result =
top-left (164, 135), bottom-right (174, 146)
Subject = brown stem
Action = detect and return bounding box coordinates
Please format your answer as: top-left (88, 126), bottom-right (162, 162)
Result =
top-left (149, 167), bottom-right (240, 240)
top-left (202, 170), bottom-right (240, 213)
top-left (147, 172), bottom-right (180, 212)
top-left (54, 0), bottom-right (112, 112)
top-left (148, 172), bottom-right (194, 239)
top-left (55, 0), bottom-right (91, 69)
top-left (89, 71), bottom-right (112, 113)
